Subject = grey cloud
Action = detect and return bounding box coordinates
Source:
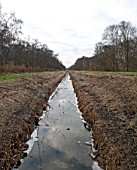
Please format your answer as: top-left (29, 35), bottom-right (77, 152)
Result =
top-left (49, 41), bottom-right (71, 47)
top-left (23, 21), bottom-right (54, 39)
top-left (93, 10), bottom-right (117, 25)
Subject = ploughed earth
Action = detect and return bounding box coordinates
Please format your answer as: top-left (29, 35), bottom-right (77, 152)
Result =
top-left (70, 72), bottom-right (137, 170)
top-left (0, 72), bottom-right (65, 169)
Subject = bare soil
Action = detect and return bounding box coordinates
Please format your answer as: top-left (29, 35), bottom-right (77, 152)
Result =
top-left (70, 72), bottom-right (137, 170)
top-left (0, 72), bottom-right (65, 170)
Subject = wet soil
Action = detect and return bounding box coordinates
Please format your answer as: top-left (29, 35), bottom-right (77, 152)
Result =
top-left (0, 72), bottom-right (65, 169)
top-left (70, 72), bottom-right (137, 170)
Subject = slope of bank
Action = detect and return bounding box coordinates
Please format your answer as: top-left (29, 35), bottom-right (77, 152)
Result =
top-left (70, 71), bottom-right (137, 170)
top-left (0, 72), bottom-right (65, 169)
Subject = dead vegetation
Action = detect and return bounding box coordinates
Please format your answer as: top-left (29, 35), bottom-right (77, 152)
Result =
top-left (0, 72), bottom-right (65, 169)
top-left (70, 72), bottom-right (137, 170)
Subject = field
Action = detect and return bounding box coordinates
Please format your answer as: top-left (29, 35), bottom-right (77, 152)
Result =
top-left (0, 71), bottom-right (65, 169)
top-left (70, 71), bottom-right (137, 170)
top-left (0, 72), bottom-right (52, 81)
top-left (79, 70), bottom-right (137, 75)
top-left (0, 71), bottom-right (137, 170)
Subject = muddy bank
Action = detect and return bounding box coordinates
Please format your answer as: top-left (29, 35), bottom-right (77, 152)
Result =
top-left (70, 72), bottom-right (137, 170)
top-left (0, 72), bottom-right (65, 169)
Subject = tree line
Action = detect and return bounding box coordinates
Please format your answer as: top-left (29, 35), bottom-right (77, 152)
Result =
top-left (70, 21), bottom-right (137, 72)
top-left (0, 5), bottom-right (65, 73)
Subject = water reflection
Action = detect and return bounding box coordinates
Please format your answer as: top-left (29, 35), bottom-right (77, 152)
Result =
top-left (19, 74), bottom-right (102, 170)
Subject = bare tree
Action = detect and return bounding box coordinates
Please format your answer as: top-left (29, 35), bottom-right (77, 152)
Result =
top-left (118, 21), bottom-right (137, 71)
top-left (0, 9), bottom-right (66, 72)
top-left (70, 21), bottom-right (137, 72)
top-left (102, 24), bottom-right (120, 71)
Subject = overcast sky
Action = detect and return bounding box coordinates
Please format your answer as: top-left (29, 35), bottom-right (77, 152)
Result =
top-left (1, 0), bottom-right (137, 67)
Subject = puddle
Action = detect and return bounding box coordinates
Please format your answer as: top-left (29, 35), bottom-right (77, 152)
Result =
top-left (18, 74), bottom-right (102, 170)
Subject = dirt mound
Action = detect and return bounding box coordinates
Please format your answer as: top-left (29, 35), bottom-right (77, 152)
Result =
top-left (70, 72), bottom-right (137, 170)
top-left (0, 72), bottom-right (65, 169)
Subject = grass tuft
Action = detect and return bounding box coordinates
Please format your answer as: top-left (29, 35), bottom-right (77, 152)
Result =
top-left (82, 71), bottom-right (137, 75)
top-left (0, 72), bottom-right (50, 81)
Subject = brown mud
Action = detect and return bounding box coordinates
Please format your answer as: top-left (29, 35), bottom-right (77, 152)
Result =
top-left (0, 72), bottom-right (65, 170)
top-left (70, 72), bottom-right (137, 170)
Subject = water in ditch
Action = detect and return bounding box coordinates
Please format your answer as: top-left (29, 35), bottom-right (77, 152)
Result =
top-left (19, 74), bottom-right (102, 170)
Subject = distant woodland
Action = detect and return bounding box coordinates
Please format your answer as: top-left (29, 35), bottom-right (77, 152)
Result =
top-left (70, 21), bottom-right (137, 71)
top-left (1, 3), bottom-right (137, 73)
top-left (0, 6), bottom-right (65, 73)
